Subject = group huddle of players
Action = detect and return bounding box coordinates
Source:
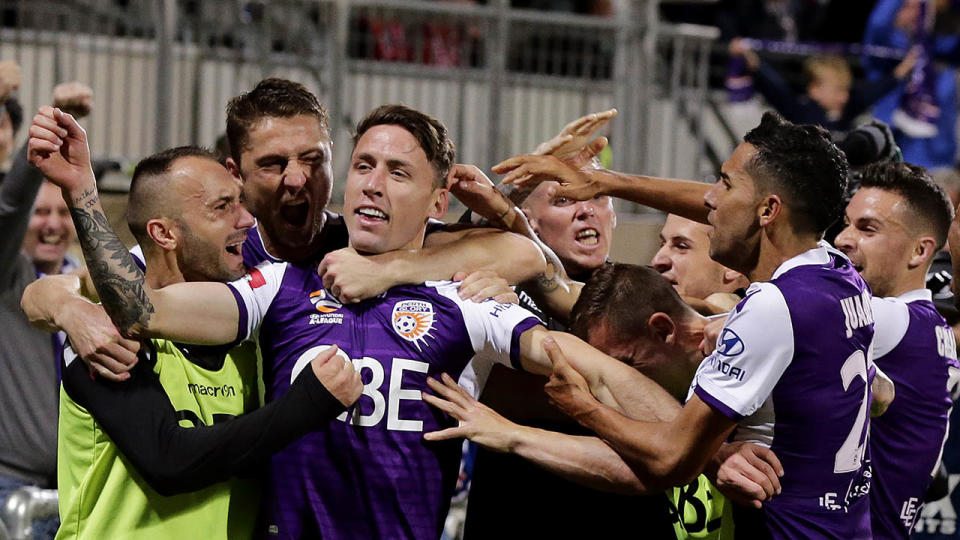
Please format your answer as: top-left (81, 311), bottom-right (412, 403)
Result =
top-left (19, 77), bottom-right (960, 540)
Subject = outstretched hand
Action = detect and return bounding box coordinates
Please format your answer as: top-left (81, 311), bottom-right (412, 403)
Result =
top-left (492, 153), bottom-right (607, 202)
top-left (533, 109), bottom-right (616, 164)
top-left (27, 106), bottom-right (95, 193)
top-left (422, 372), bottom-right (521, 452)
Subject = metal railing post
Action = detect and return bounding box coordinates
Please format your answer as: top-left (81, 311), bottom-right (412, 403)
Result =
top-left (486, 0), bottom-right (508, 166)
top-left (154, 0), bottom-right (176, 151)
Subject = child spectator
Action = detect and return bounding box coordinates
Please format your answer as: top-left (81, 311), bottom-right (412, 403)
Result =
top-left (729, 39), bottom-right (916, 133)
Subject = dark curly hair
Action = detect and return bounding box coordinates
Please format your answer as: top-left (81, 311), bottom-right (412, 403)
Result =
top-left (859, 162), bottom-right (954, 249)
top-left (743, 112), bottom-right (849, 236)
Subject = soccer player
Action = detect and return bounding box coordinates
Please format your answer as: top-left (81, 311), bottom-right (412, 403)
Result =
top-left (496, 112), bottom-right (874, 538)
top-left (652, 214), bottom-right (749, 312)
top-left (21, 146), bottom-right (361, 539)
top-left (834, 162), bottom-right (959, 538)
top-left (425, 263), bottom-right (786, 539)
top-left (223, 78), bottom-right (545, 292)
top-left (28, 104), bottom-right (675, 539)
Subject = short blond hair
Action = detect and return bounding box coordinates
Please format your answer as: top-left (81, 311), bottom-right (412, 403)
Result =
top-left (804, 56), bottom-right (852, 88)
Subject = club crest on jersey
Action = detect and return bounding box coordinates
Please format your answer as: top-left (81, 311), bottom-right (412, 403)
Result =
top-left (309, 289), bottom-right (342, 313)
top-left (716, 328), bottom-right (744, 356)
top-left (392, 300), bottom-right (435, 350)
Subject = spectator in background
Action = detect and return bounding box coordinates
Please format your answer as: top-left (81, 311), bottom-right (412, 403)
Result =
top-left (729, 40), bottom-right (917, 133)
top-left (0, 76), bottom-right (93, 540)
top-left (0, 60), bottom-right (21, 172)
top-left (863, 0), bottom-right (960, 169)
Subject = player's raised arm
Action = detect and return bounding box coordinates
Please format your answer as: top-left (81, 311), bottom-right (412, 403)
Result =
top-left (447, 164), bottom-right (582, 321)
top-left (27, 106), bottom-right (239, 345)
top-left (492, 155), bottom-right (711, 224)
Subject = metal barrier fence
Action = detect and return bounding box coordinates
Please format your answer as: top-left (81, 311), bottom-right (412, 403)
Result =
top-left (1, 487), bottom-right (58, 540)
top-left (0, 0), bottom-right (720, 212)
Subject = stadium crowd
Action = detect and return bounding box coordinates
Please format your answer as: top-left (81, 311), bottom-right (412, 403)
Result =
top-left (3, 1), bottom-right (960, 539)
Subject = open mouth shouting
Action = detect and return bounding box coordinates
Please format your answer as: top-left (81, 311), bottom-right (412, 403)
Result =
top-left (279, 200), bottom-right (310, 229)
top-left (575, 227), bottom-right (600, 247)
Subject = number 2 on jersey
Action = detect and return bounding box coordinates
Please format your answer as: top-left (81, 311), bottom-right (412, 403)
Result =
top-left (834, 349), bottom-right (870, 474)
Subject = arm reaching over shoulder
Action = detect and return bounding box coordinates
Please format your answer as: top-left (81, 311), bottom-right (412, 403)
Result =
top-left (317, 224), bottom-right (546, 304)
top-left (543, 337), bottom-right (737, 488)
top-left (492, 155), bottom-right (710, 224)
top-left (27, 106), bottom-right (240, 345)
top-left (518, 328), bottom-right (681, 423)
top-left (22, 274), bottom-right (139, 381)
top-left (448, 164), bottom-right (582, 321)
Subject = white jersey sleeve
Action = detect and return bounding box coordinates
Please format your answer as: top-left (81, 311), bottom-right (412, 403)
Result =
top-left (869, 296), bottom-right (910, 359)
top-left (430, 280), bottom-right (543, 369)
top-left (225, 261), bottom-right (288, 341)
top-left (693, 282), bottom-right (795, 421)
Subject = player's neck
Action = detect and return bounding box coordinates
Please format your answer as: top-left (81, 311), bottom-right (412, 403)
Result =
top-left (747, 229), bottom-right (820, 283)
top-left (885, 270), bottom-right (927, 299)
top-left (145, 250), bottom-right (185, 288)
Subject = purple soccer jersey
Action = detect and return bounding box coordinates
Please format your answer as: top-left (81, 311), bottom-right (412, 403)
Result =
top-left (869, 290), bottom-right (959, 539)
top-left (693, 246), bottom-right (875, 539)
top-left (228, 260), bottom-right (542, 539)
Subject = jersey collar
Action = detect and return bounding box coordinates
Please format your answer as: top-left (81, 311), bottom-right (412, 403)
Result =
top-left (896, 288), bottom-right (933, 304)
top-left (771, 243), bottom-right (832, 280)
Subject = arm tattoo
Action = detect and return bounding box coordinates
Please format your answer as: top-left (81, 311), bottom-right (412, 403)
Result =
top-left (537, 260), bottom-right (562, 292)
top-left (69, 206), bottom-right (154, 334)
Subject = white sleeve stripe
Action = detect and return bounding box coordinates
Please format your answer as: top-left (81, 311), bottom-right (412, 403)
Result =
top-left (227, 261), bottom-right (287, 340)
top-left (693, 282), bottom-right (795, 418)
top-left (431, 281), bottom-right (542, 369)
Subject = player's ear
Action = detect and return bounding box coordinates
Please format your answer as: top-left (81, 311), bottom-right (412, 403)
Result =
top-left (758, 194), bottom-right (783, 227)
top-left (146, 218), bottom-right (179, 252)
top-left (225, 157), bottom-right (242, 181)
top-left (908, 235), bottom-right (937, 269)
top-left (648, 312), bottom-right (677, 345)
top-left (428, 187), bottom-right (449, 221)
top-left (522, 207), bottom-right (539, 234)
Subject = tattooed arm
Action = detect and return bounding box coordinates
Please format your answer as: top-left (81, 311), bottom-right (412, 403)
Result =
top-left (26, 106), bottom-right (240, 345)
top-left (447, 164), bottom-right (582, 323)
